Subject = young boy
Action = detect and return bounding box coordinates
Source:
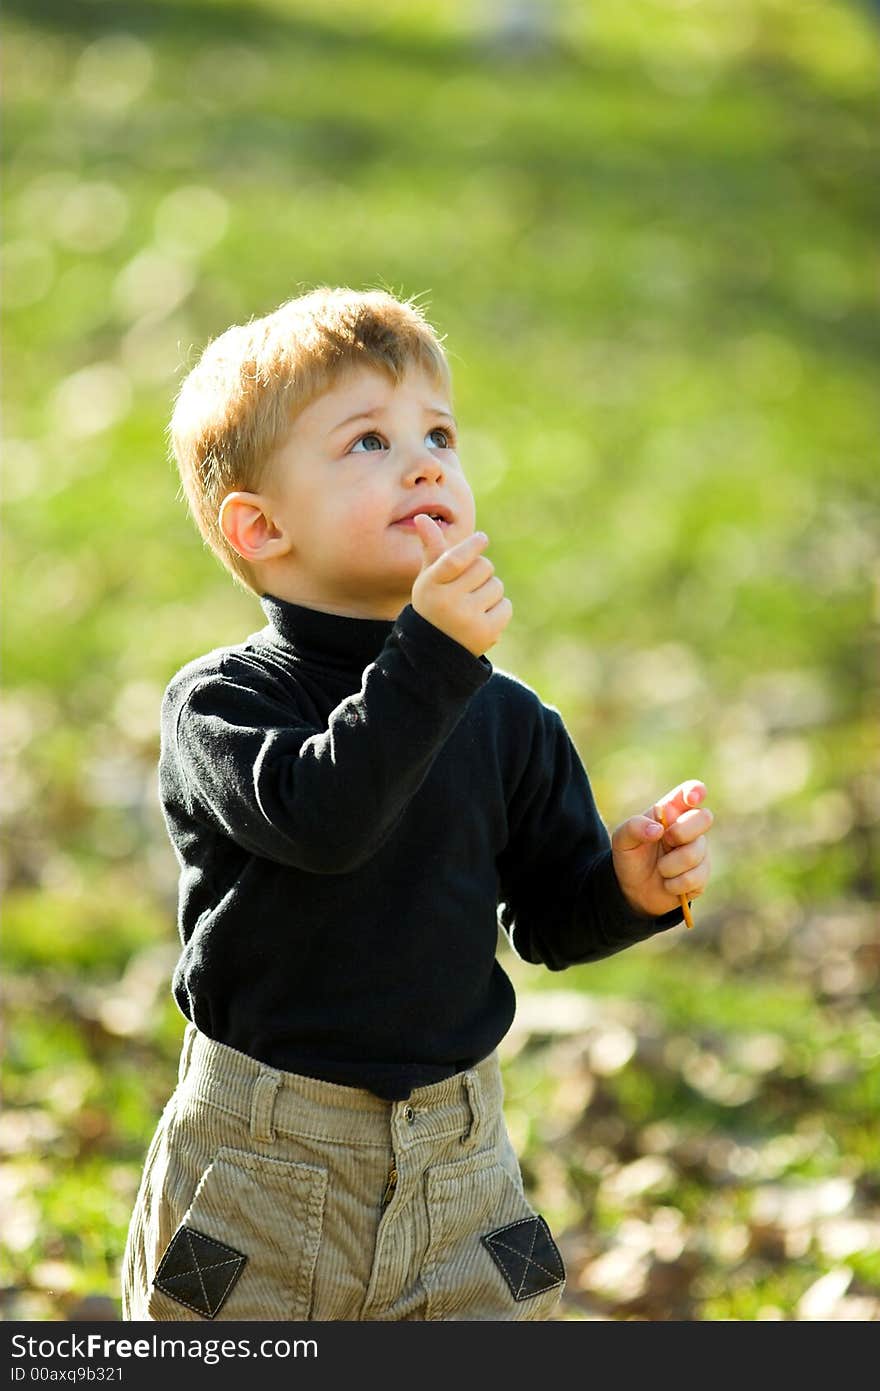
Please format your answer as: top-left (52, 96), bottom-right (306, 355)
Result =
top-left (121, 287), bottom-right (713, 1322)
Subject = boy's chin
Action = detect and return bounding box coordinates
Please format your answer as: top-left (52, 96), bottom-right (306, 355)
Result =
top-left (359, 576), bottom-right (417, 617)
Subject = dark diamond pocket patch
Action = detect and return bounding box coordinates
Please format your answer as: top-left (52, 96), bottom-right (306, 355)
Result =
top-left (482, 1214), bottom-right (565, 1302)
top-left (153, 1226), bottom-right (247, 1319)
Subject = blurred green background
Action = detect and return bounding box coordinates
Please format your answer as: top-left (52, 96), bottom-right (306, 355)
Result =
top-left (2, 0), bottom-right (878, 1322)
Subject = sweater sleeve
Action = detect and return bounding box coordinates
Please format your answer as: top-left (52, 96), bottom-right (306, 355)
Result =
top-left (496, 703), bottom-right (683, 970)
top-left (165, 604), bottom-right (491, 874)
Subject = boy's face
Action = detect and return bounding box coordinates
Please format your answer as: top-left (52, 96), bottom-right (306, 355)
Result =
top-left (223, 364), bottom-right (476, 618)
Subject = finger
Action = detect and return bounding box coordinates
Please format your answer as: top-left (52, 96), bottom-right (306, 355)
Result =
top-left (488, 595), bottom-right (513, 625)
top-left (412, 513), bottom-right (450, 569)
top-left (661, 855), bottom-right (710, 899)
top-left (660, 806), bottom-right (714, 847)
top-left (658, 834), bottom-right (707, 881)
top-left (473, 597), bottom-right (514, 651)
top-left (428, 529), bottom-right (489, 582)
top-left (652, 780), bottom-right (707, 829)
top-left (469, 574), bottom-right (504, 611)
top-left (612, 814), bottom-right (667, 852)
top-left (458, 554), bottom-right (495, 593)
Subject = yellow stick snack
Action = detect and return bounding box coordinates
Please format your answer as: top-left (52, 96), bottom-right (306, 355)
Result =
top-left (658, 805), bottom-right (694, 929)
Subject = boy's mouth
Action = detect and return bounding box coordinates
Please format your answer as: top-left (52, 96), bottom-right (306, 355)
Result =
top-left (391, 505), bottom-right (454, 528)
top-left (392, 514), bottom-right (451, 530)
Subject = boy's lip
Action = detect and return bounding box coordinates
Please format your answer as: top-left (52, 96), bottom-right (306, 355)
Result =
top-left (391, 503), bottom-right (454, 526)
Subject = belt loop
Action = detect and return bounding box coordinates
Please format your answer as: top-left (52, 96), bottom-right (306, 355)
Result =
top-left (177, 1022), bottom-right (197, 1085)
top-left (460, 1070), bottom-right (482, 1147)
top-left (250, 1070), bottom-right (282, 1143)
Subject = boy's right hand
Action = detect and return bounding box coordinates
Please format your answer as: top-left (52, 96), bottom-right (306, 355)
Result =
top-left (411, 515), bottom-right (512, 657)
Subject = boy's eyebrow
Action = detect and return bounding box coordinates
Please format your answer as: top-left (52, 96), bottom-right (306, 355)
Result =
top-left (327, 405), bottom-right (457, 436)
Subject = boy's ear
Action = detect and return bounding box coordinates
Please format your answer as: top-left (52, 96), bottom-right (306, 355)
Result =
top-left (219, 491), bottom-right (291, 562)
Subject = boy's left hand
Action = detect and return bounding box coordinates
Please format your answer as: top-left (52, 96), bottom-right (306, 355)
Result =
top-left (611, 780), bottom-right (713, 920)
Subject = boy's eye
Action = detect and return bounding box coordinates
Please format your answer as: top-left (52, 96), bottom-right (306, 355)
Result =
top-left (350, 432), bottom-right (387, 453)
top-left (348, 426), bottom-right (455, 454)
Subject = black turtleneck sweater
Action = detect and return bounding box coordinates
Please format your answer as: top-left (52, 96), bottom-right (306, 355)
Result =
top-left (158, 595), bottom-right (683, 1099)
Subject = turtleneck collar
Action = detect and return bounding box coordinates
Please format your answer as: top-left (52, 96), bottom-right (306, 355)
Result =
top-left (259, 592), bottom-right (397, 674)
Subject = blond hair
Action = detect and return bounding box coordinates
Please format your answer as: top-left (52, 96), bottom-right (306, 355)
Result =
top-left (169, 286), bottom-right (452, 594)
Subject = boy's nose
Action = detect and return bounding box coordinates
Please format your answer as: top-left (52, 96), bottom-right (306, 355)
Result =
top-left (403, 449), bottom-right (444, 485)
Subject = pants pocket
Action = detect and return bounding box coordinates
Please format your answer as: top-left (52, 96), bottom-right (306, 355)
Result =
top-left (421, 1144), bottom-right (566, 1321)
top-left (146, 1146), bottom-right (328, 1321)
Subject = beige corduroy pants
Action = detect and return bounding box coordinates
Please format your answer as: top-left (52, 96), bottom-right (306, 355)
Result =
top-left (121, 1024), bottom-right (566, 1321)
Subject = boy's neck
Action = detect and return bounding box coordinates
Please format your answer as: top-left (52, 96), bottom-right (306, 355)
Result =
top-left (260, 584), bottom-right (408, 622)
